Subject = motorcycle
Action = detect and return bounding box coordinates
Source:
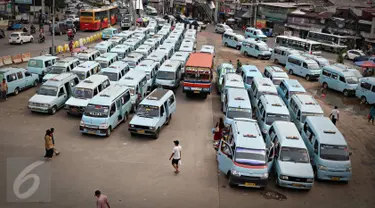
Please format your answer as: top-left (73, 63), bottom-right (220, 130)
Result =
top-left (30, 25), bottom-right (36, 34)
top-left (38, 34), bottom-right (45, 43)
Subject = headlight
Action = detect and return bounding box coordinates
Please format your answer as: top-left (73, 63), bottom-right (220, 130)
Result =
top-left (346, 167), bottom-right (352, 172)
top-left (99, 123), bottom-right (108, 129)
top-left (318, 165), bottom-right (328, 170)
top-left (231, 169), bottom-right (241, 177)
top-left (149, 126), bottom-right (154, 130)
top-left (42, 103), bottom-right (49, 107)
top-left (261, 172), bottom-right (269, 179)
top-left (131, 125), bottom-right (134, 128)
top-left (306, 178), bottom-right (314, 182)
top-left (80, 120), bottom-right (85, 126)
top-left (280, 175), bottom-right (288, 180)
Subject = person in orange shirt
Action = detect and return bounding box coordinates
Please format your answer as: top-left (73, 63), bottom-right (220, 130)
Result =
top-left (0, 78), bottom-right (8, 101)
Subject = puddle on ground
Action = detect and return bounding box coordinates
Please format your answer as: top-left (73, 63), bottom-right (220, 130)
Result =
top-left (262, 190), bottom-right (287, 201)
top-left (309, 86), bottom-right (370, 117)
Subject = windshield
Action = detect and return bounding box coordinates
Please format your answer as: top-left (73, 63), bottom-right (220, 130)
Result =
top-left (73, 87), bottom-right (93, 99)
top-left (237, 35), bottom-right (245, 41)
top-left (136, 104), bottom-right (160, 117)
top-left (226, 107), bottom-right (252, 119)
top-left (184, 72), bottom-right (210, 81)
top-left (259, 45), bottom-right (269, 51)
top-left (320, 144), bottom-right (350, 161)
top-left (72, 71), bottom-right (85, 80)
top-left (301, 113), bottom-right (323, 123)
top-left (84, 104), bottom-right (109, 118)
top-left (10, 34), bottom-right (20, 37)
top-left (97, 60), bottom-right (109, 68)
top-left (234, 147), bottom-right (266, 166)
top-left (103, 30), bottom-right (113, 35)
top-left (280, 147), bottom-right (309, 163)
top-left (308, 63), bottom-right (320, 70)
top-left (28, 59), bottom-right (43, 68)
top-left (157, 71), bottom-right (175, 80)
top-left (98, 49), bottom-right (107, 54)
top-left (49, 66), bottom-right (66, 74)
top-left (245, 76), bottom-right (253, 85)
top-left (100, 72), bottom-right (118, 81)
top-left (125, 61), bottom-right (136, 68)
top-left (312, 44), bottom-right (321, 52)
top-left (346, 76), bottom-right (358, 84)
top-left (77, 56), bottom-right (89, 61)
top-left (123, 86), bottom-right (135, 95)
top-left (266, 113), bottom-right (289, 125)
top-left (37, 86), bottom-right (58, 96)
top-left (272, 78), bottom-right (283, 86)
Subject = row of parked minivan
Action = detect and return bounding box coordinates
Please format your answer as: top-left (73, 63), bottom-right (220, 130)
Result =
top-left (215, 61), bottom-right (352, 189)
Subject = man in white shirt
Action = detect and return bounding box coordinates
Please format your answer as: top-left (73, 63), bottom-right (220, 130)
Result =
top-left (169, 140), bottom-right (182, 174)
top-left (330, 106), bottom-right (339, 125)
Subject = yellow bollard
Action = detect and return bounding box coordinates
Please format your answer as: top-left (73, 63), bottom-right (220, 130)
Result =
top-left (74, 41), bottom-right (79, 48)
top-left (90, 36), bottom-right (94, 42)
top-left (64, 44), bottom-right (69, 52)
top-left (81, 38), bottom-right (86, 45)
top-left (56, 46), bottom-right (61, 53)
top-left (86, 37), bottom-right (91, 44)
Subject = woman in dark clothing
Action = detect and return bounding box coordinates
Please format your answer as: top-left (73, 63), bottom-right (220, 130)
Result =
top-left (213, 118), bottom-right (225, 140)
top-left (44, 129), bottom-right (54, 160)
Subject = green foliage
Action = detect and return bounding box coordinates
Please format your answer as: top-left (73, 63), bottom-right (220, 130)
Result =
top-left (336, 48), bottom-right (346, 64)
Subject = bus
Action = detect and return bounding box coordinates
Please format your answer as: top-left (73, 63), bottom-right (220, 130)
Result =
top-left (80, 6), bottom-right (119, 31)
top-left (275, 35), bottom-right (322, 55)
top-left (306, 31), bottom-right (359, 53)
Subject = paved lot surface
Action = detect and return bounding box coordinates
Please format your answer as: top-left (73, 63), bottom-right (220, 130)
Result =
top-left (0, 25), bottom-right (374, 208)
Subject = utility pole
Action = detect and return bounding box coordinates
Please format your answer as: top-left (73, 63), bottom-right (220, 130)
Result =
top-left (162, 0), bottom-right (164, 16)
top-left (214, 0), bottom-right (219, 23)
top-left (253, 0), bottom-right (257, 27)
top-left (11, 0), bottom-right (16, 19)
top-left (128, 0), bottom-right (136, 27)
top-left (42, 0), bottom-right (45, 15)
top-left (51, 0), bottom-right (55, 55)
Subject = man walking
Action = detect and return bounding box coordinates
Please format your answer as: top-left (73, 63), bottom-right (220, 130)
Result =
top-left (95, 190), bottom-right (110, 208)
top-left (236, 59), bottom-right (242, 74)
top-left (0, 78), bottom-right (8, 101)
top-left (330, 106), bottom-right (339, 125)
top-left (169, 140), bottom-right (182, 174)
top-left (50, 128), bottom-right (60, 156)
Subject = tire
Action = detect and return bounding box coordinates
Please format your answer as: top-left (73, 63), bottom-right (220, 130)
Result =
top-left (305, 75), bottom-right (311, 81)
top-left (20, 40), bottom-right (23, 45)
top-left (106, 127), bottom-right (111, 137)
top-left (14, 87), bottom-right (19, 95)
top-left (288, 69), bottom-right (293, 75)
top-left (130, 132), bottom-right (136, 137)
top-left (33, 80), bottom-right (38, 87)
top-left (323, 82), bottom-right (328, 89)
top-left (275, 177), bottom-right (279, 187)
top-left (224, 42), bottom-right (228, 47)
top-left (313, 167), bottom-right (319, 180)
top-left (274, 59), bottom-right (279, 64)
top-left (244, 51), bottom-right (248, 57)
top-left (30, 38), bottom-right (33, 43)
top-left (154, 128), bottom-right (160, 139)
top-left (361, 96), bottom-right (367, 104)
top-left (343, 90), bottom-right (349, 97)
top-left (50, 106), bottom-right (57, 115)
top-left (257, 55), bottom-right (260, 59)
top-left (228, 175), bottom-right (236, 188)
top-left (166, 115), bottom-right (171, 125)
top-left (203, 94), bottom-right (207, 99)
top-left (236, 45), bottom-right (241, 50)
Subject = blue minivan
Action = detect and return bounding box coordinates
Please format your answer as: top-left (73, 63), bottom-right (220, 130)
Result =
top-left (356, 77), bottom-right (375, 104)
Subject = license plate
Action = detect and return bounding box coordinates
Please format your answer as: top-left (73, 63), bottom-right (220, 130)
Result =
top-left (71, 108), bottom-right (77, 112)
top-left (194, 90), bottom-right (200, 94)
top-left (292, 183), bottom-right (303, 187)
top-left (244, 182), bottom-right (256, 187)
top-left (331, 177), bottom-right (340, 181)
top-left (137, 130), bottom-right (145, 133)
top-left (88, 131), bottom-right (96, 135)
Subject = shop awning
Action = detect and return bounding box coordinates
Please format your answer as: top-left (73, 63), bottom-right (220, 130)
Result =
top-left (242, 11), bottom-right (251, 18)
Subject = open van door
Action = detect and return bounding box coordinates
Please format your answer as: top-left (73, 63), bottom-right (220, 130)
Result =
top-left (217, 140), bottom-right (233, 175)
top-left (267, 144), bottom-right (275, 173)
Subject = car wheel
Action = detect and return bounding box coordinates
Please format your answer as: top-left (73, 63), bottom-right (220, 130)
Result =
top-left (224, 42), bottom-right (228, 47)
top-left (361, 96), bottom-right (367, 104)
top-left (274, 59), bottom-right (279, 64)
top-left (106, 127), bottom-right (111, 137)
top-left (14, 87), bottom-right (19, 95)
top-left (30, 38), bottom-right (33, 43)
top-left (166, 115), bottom-right (171, 125)
top-left (244, 51), bottom-right (248, 56)
top-left (154, 128), bottom-right (160, 139)
top-left (236, 45), bottom-right (241, 50)
top-left (228, 174), bottom-right (236, 188)
top-left (50, 106), bottom-right (57, 115)
top-left (323, 82), bottom-right (328, 89)
top-left (20, 40), bottom-right (23, 45)
top-left (343, 89), bottom-right (349, 97)
top-left (344, 55), bottom-right (349, 60)
top-left (313, 167), bottom-right (319, 180)
top-left (288, 69), bottom-right (293, 75)
top-left (33, 80), bottom-right (38, 87)
top-left (305, 75), bottom-right (311, 81)
top-left (257, 55), bottom-right (260, 59)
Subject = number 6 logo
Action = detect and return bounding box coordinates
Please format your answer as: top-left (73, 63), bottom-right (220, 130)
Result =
top-left (13, 161), bottom-right (45, 199)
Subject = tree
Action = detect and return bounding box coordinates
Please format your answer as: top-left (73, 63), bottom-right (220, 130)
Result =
top-left (336, 48), bottom-right (345, 63)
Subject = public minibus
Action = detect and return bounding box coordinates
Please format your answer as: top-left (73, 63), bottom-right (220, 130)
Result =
top-left (134, 59), bottom-right (159, 91)
top-left (110, 44), bottom-right (132, 59)
top-left (117, 70), bottom-right (148, 111)
top-left (144, 38), bottom-right (160, 50)
top-left (128, 88), bottom-right (176, 139)
top-left (166, 35), bottom-right (182, 49)
top-left (75, 49), bottom-right (101, 62)
top-left (278, 79), bottom-right (307, 105)
top-left (95, 52), bottom-right (119, 69)
top-left (145, 50), bottom-right (168, 66)
top-left (28, 73), bottom-right (80, 114)
top-left (222, 31), bottom-right (245, 50)
top-left (102, 28), bottom-right (119, 40)
top-left (285, 54), bottom-right (321, 81)
top-left (241, 38), bottom-right (271, 59)
top-left (289, 94), bottom-right (324, 132)
top-left (216, 63), bottom-right (236, 93)
top-left (301, 53), bottom-right (329, 67)
top-left (181, 38), bottom-right (196, 50)
top-left (265, 121), bottom-right (314, 189)
top-left (65, 75), bottom-right (111, 116)
top-left (155, 60), bottom-right (182, 90)
top-left (184, 33), bottom-right (196, 42)
top-left (256, 94), bottom-right (290, 135)
top-left (123, 52), bottom-right (145, 68)
top-left (170, 51), bottom-right (190, 77)
top-left (221, 73), bottom-right (246, 110)
top-left (0, 67), bottom-right (38, 96)
top-left (319, 65), bottom-right (359, 97)
top-left (245, 27), bottom-right (267, 42)
top-left (157, 29), bottom-right (170, 39)
top-left (26, 55), bottom-right (59, 79)
top-left (157, 44), bottom-right (175, 58)
top-left (185, 29), bottom-right (197, 38)
top-left (123, 38), bottom-right (142, 50)
top-left (240, 65), bottom-right (263, 91)
top-left (224, 88), bottom-right (252, 124)
top-left (134, 29), bottom-right (148, 40)
top-left (179, 41), bottom-right (194, 53)
top-left (356, 77), bottom-right (375, 104)
top-left (334, 63), bottom-right (363, 79)
top-left (263, 65), bottom-right (289, 86)
top-left (71, 61), bottom-right (101, 81)
top-left (95, 41), bottom-right (115, 54)
top-left (108, 36), bottom-right (126, 46)
top-left (80, 84), bottom-right (132, 137)
top-left (151, 34), bottom-right (166, 45)
top-left (42, 57), bottom-right (80, 82)
top-left (115, 30), bottom-right (135, 39)
top-left (271, 46), bottom-right (300, 66)
top-left (134, 44), bottom-right (153, 58)
top-left (217, 118), bottom-right (272, 188)
top-left (249, 77), bottom-right (278, 109)
top-left (132, 32), bottom-right (147, 43)
top-left (98, 61), bottom-right (129, 84)
top-left (301, 116), bottom-right (352, 182)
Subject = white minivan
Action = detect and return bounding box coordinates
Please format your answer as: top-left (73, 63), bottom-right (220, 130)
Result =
top-left (286, 54), bottom-right (321, 81)
top-left (155, 60), bottom-right (182, 90)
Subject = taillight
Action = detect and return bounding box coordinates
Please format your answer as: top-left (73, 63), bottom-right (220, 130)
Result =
top-left (310, 51), bottom-right (312, 54)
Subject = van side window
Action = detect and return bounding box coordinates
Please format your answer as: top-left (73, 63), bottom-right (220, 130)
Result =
top-left (103, 80), bottom-right (110, 89)
top-left (73, 78), bottom-right (80, 85)
top-left (360, 81), bottom-right (372, 90)
top-left (7, 73), bottom-right (17, 82)
top-left (160, 105), bottom-right (165, 115)
top-left (268, 126), bottom-right (276, 139)
top-left (305, 126), bottom-right (315, 144)
top-left (302, 62), bottom-right (308, 69)
top-left (110, 104), bottom-right (116, 116)
top-left (372, 85), bottom-right (375, 93)
top-left (116, 99), bottom-right (121, 108)
top-left (314, 140), bottom-right (319, 153)
top-left (124, 91), bottom-right (131, 103)
top-left (168, 95), bottom-right (175, 105)
top-left (297, 110), bottom-right (301, 120)
top-left (331, 72), bottom-right (338, 79)
top-left (16, 71), bottom-right (24, 79)
top-left (94, 88), bottom-right (98, 96)
top-left (86, 71), bottom-right (90, 78)
top-left (339, 76), bottom-right (346, 83)
top-left (322, 69), bottom-right (331, 77)
top-left (58, 88), bottom-right (64, 96)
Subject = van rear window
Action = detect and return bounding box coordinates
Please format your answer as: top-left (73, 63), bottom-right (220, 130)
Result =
top-left (28, 59), bottom-right (43, 68)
